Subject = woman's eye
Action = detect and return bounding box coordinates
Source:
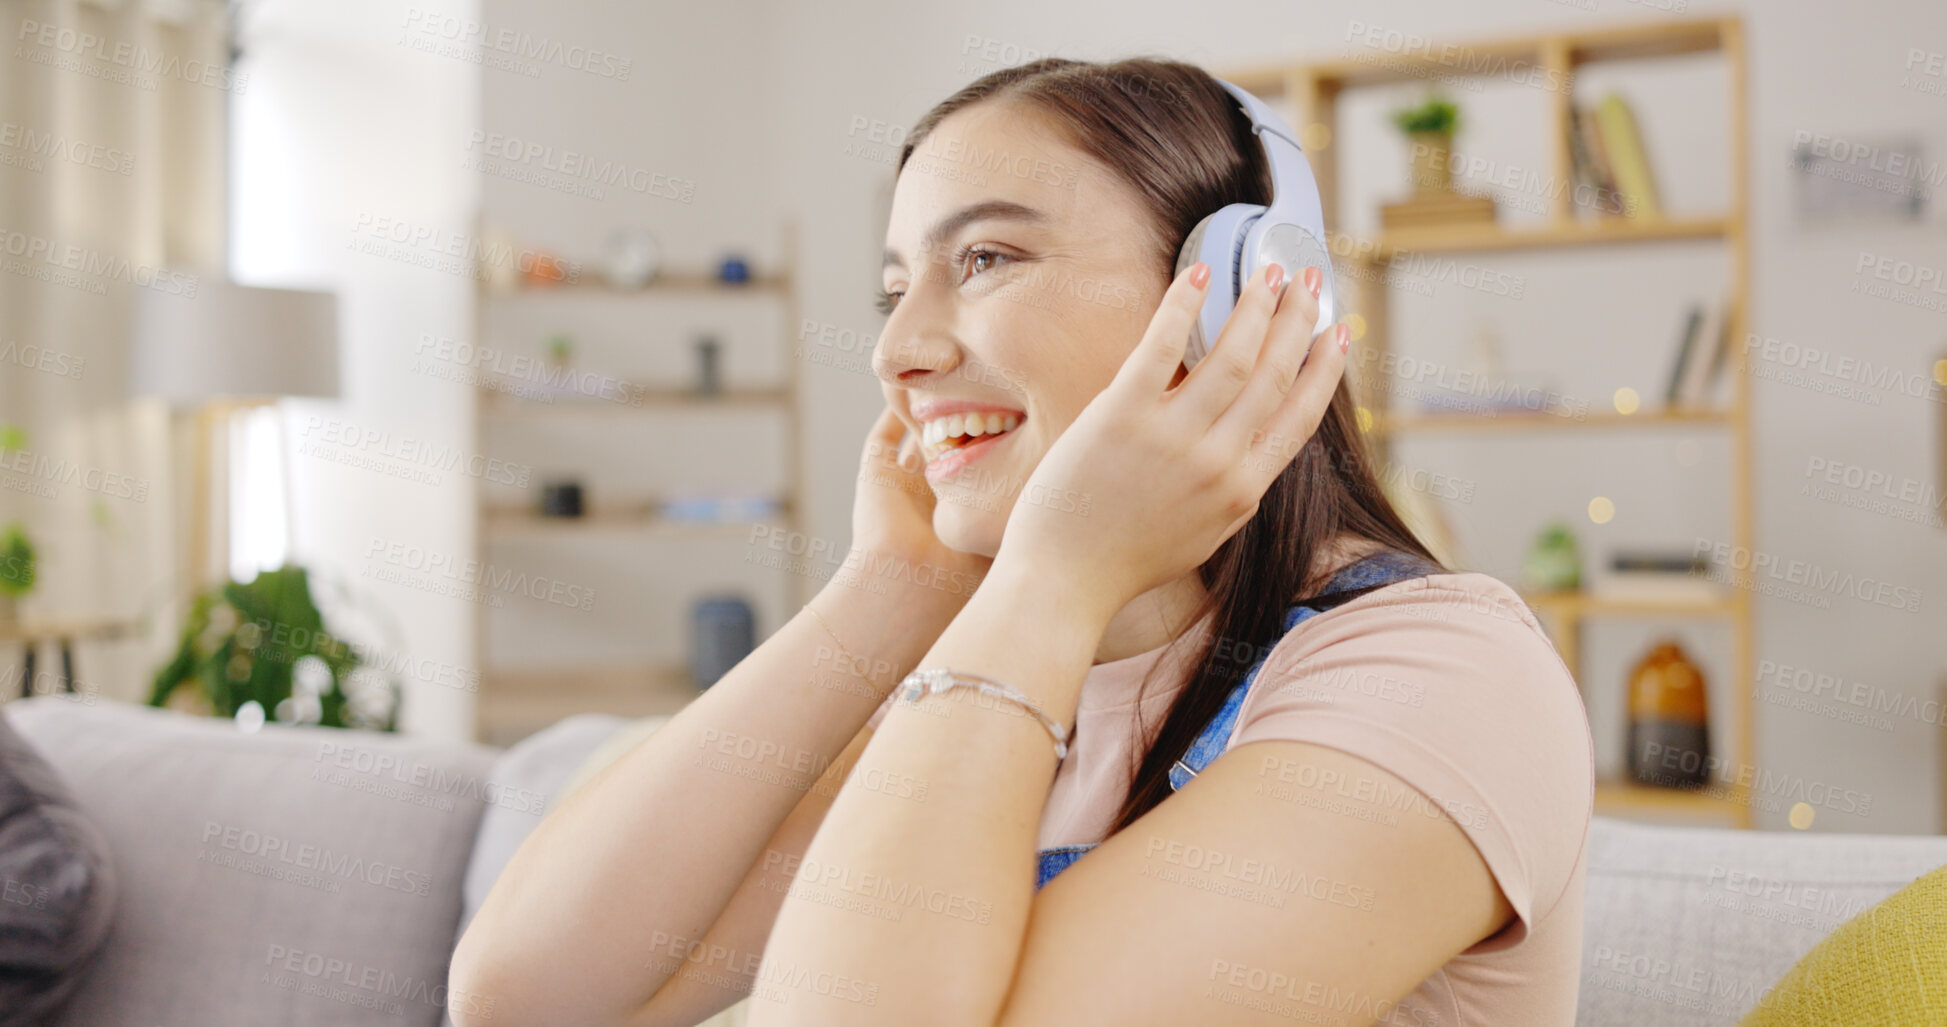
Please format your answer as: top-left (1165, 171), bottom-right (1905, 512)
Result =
top-left (960, 246), bottom-right (1008, 280)
top-left (875, 246), bottom-right (1011, 315)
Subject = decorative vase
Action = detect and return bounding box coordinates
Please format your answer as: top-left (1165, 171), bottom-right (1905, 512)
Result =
top-left (1408, 130), bottom-right (1454, 195)
top-left (1625, 640), bottom-right (1711, 789)
top-left (602, 229), bottom-right (661, 289)
top-left (693, 335), bottom-right (721, 396)
top-left (521, 251), bottom-right (573, 287)
top-left (690, 595), bottom-right (754, 689)
top-left (538, 481), bottom-right (584, 519)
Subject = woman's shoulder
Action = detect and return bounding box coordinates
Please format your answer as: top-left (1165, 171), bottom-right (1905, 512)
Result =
top-left (1323, 562), bottom-right (1554, 643)
top-left (1270, 557), bottom-right (1584, 709)
top-left (1270, 563), bottom-right (1577, 719)
top-left (1238, 562), bottom-right (1595, 938)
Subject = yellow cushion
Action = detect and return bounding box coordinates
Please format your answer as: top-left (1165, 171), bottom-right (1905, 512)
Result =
top-left (1737, 863), bottom-right (1947, 1026)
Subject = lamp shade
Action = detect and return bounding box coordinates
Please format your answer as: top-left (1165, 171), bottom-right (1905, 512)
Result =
top-left (132, 280), bottom-right (340, 405)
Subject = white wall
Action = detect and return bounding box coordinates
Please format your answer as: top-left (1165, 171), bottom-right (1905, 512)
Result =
top-left (230, 0), bottom-right (480, 741)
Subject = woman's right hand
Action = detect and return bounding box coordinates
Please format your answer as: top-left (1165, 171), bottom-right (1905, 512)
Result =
top-left (832, 405), bottom-right (992, 616)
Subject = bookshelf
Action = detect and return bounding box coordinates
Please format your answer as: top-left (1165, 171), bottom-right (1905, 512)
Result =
top-left (468, 222), bottom-right (805, 747)
top-left (1225, 16), bottom-right (1755, 827)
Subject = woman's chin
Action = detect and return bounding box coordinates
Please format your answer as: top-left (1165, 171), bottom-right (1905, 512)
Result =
top-left (931, 500), bottom-right (1004, 559)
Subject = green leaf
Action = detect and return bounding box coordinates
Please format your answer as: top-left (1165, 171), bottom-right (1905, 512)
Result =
top-left (1391, 95), bottom-right (1460, 135)
top-left (148, 563), bottom-right (393, 731)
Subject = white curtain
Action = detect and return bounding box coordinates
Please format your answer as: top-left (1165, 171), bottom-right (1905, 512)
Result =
top-left (0, 0), bottom-right (229, 699)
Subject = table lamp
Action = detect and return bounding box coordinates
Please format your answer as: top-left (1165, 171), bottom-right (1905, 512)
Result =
top-left (132, 280), bottom-right (339, 590)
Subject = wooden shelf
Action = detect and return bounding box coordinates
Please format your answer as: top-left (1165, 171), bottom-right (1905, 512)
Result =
top-left (484, 271), bottom-right (789, 298)
top-left (471, 220), bottom-right (809, 745)
top-left (1235, 15), bottom-right (1758, 828)
top-left (480, 385), bottom-right (791, 414)
top-left (0, 617), bottom-right (142, 643)
top-left (1567, 19), bottom-right (1728, 66)
top-left (1229, 16), bottom-right (1734, 92)
top-left (1596, 779), bottom-right (1749, 820)
top-left (483, 503), bottom-right (790, 538)
top-left (1370, 407), bottom-right (1734, 435)
top-left (1340, 215), bottom-right (1731, 260)
top-left (1522, 589), bottom-right (1742, 623)
top-left (477, 664), bottom-right (702, 746)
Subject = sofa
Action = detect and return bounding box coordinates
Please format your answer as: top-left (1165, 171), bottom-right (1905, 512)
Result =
top-left (8, 692), bottom-right (1947, 1027)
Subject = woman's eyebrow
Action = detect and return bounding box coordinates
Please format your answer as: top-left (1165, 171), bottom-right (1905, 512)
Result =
top-left (882, 199), bottom-right (1048, 270)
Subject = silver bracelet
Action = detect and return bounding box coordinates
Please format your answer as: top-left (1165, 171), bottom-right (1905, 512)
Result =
top-left (896, 667), bottom-right (1070, 760)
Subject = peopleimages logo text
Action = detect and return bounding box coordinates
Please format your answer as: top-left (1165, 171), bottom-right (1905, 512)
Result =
top-left (363, 539), bottom-right (596, 611)
top-left (400, 8), bottom-right (632, 79)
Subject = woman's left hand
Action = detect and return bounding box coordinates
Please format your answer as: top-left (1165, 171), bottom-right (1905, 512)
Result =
top-left (994, 258), bottom-right (1348, 624)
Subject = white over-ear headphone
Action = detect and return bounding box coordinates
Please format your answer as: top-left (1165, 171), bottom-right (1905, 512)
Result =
top-left (1173, 78), bottom-right (1338, 369)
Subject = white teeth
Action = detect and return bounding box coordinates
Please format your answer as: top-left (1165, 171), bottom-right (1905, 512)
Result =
top-left (914, 410), bottom-right (1024, 462)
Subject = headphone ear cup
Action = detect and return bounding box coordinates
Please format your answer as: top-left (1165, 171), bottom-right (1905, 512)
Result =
top-left (1174, 214), bottom-right (1217, 369)
top-left (1174, 213), bottom-right (1214, 277)
top-left (1175, 203), bottom-right (1264, 369)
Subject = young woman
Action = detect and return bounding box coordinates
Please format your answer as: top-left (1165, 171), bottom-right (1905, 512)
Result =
top-left (452, 57), bottom-right (1594, 1027)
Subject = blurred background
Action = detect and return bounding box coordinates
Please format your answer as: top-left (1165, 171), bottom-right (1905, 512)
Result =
top-left (2, 0), bottom-right (1943, 837)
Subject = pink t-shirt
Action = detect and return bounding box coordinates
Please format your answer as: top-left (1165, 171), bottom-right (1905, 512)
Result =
top-left (867, 561), bottom-right (1594, 1024)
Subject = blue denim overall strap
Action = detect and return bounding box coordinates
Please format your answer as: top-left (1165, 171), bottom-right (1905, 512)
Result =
top-left (1163, 550), bottom-right (1441, 792)
top-left (1032, 549), bottom-right (1440, 891)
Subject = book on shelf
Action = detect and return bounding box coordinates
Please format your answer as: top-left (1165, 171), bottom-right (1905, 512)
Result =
top-left (1567, 103), bottom-right (1623, 218)
top-left (1663, 304), bottom-right (1705, 407)
top-left (1663, 296), bottom-right (1735, 410)
top-left (1567, 94), bottom-right (1660, 220)
top-left (1593, 93), bottom-right (1661, 219)
top-left (658, 494), bottom-right (784, 523)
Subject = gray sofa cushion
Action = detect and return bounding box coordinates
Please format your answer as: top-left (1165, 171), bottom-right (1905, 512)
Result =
top-left (1578, 815), bottom-right (1947, 1026)
top-left (0, 699), bottom-right (116, 1027)
top-left (4, 695), bottom-right (498, 1027)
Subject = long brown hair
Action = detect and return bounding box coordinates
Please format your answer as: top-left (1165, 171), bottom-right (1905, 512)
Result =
top-left (894, 57), bottom-right (1443, 835)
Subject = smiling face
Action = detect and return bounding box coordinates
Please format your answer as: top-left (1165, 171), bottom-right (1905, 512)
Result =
top-left (875, 99), bottom-right (1176, 557)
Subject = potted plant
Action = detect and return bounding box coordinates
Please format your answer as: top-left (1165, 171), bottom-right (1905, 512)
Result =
top-left (1521, 521), bottom-right (1583, 594)
top-left (0, 522), bottom-right (35, 624)
top-left (1391, 93), bottom-right (1461, 196)
top-left (149, 564), bottom-right (398, 731)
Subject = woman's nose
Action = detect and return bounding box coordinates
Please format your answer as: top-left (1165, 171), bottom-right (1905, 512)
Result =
top-left (871, 325), bottom-right (962, 386)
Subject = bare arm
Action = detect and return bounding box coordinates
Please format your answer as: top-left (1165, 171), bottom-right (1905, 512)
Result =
top-left (626, 713), bottom-right (878, 1027)
top-left (448, 568), bottom-right (964, 1027)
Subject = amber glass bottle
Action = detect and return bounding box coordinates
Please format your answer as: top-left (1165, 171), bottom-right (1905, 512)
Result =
top-left (1625, 640), bottom-right (1711, 788)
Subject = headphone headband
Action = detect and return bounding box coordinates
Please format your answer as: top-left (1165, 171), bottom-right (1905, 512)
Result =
top-left (1214, 79), bottom-right (1330, 258)
top-left (1174, 77), bottom-right (1339, 367)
